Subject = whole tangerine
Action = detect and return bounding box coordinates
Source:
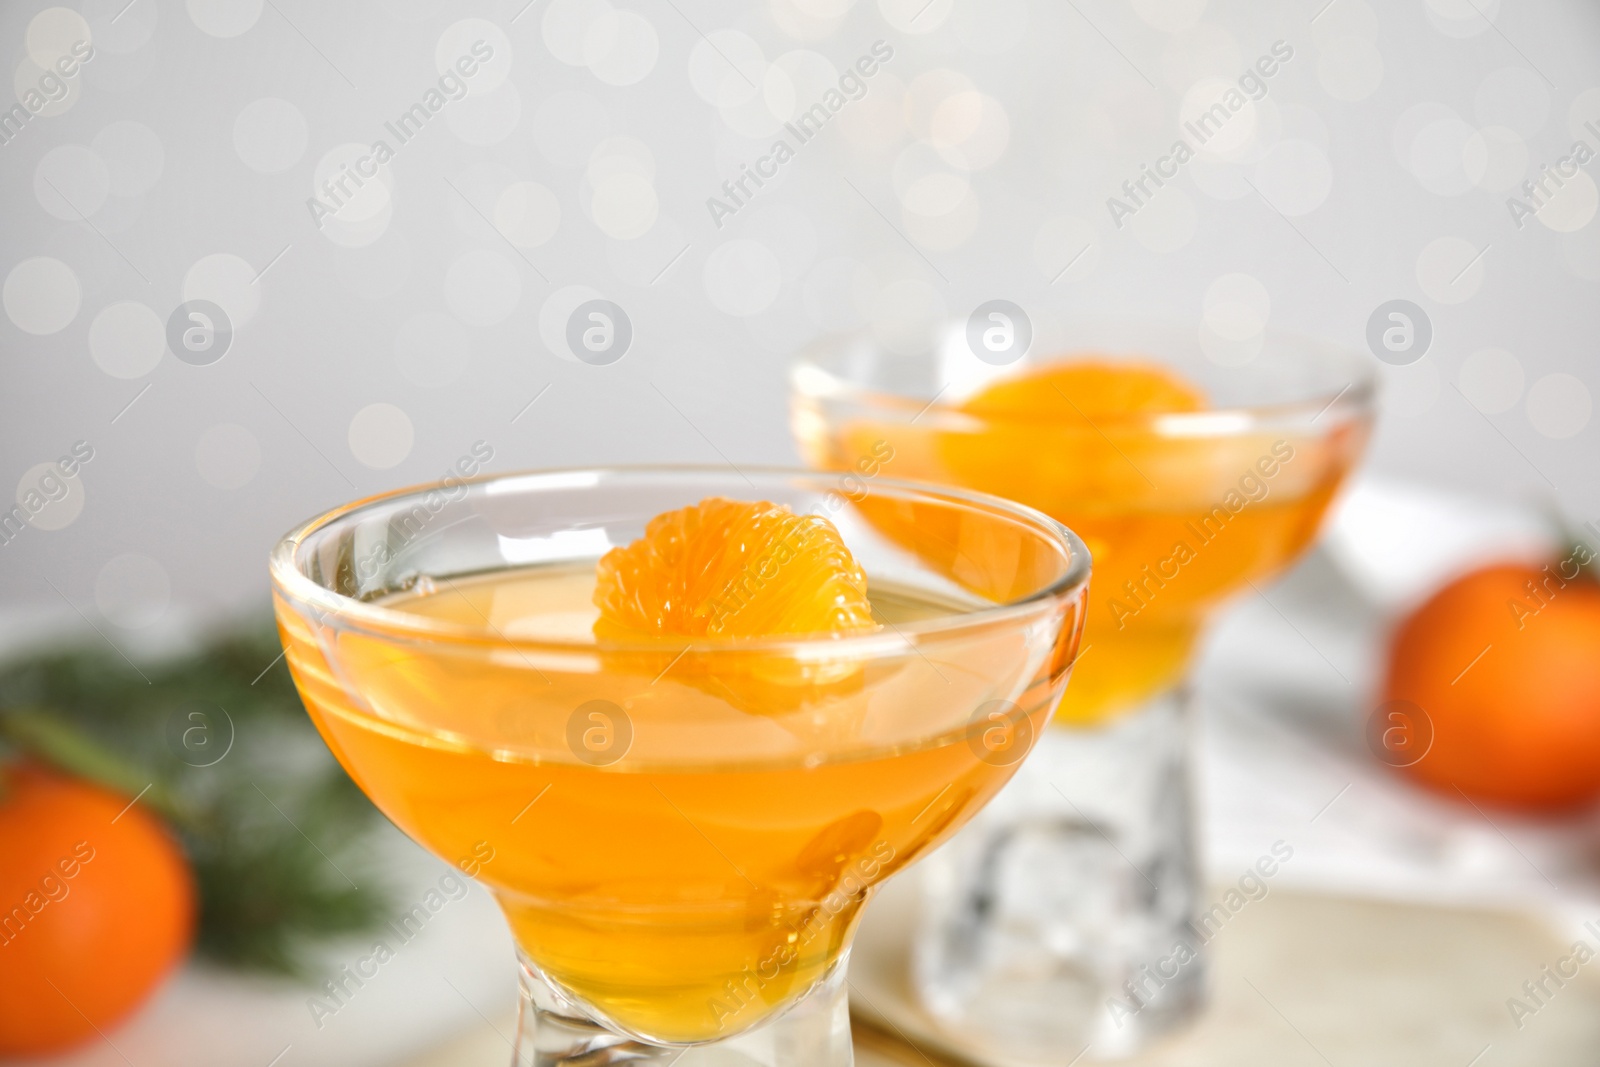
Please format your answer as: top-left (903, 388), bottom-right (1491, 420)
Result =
top-left (1381, 560), bottom-right (1600, 810)
top-left (0, 763), bottom-right (196, 1056)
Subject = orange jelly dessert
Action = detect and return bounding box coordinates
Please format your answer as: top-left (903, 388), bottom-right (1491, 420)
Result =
top-left (801, 358), bottom-right (1360, 722)
top-left (275, 497), bottom-right (1072, 1042)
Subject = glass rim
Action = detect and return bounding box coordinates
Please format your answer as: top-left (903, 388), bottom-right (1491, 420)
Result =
top-left (269, 465), bottom-right (1093, 654)
top-left (791, 319), bottom-right (1378, 433)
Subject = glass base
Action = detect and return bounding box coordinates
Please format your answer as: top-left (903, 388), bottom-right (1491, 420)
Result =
top-left (512, 953), bottom-right (854, 1066)
top-left (913, 687), bottom-right (1204, 1060)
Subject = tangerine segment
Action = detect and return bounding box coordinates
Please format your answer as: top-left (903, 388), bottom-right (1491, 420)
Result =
top-left (938, 360), bottom-right (1211, 515)
top-left (594, 498), bottom-right (878, 639)
top-left (958, 359), bottom-right (1206, 422)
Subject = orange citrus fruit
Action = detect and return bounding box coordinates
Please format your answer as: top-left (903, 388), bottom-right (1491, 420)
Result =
top-left (0, 764), bottom-right (196, 1056)
top-left (940, 359), bottom-right (1210, 511)
top-left (1382, 561), bottom-right (1600, 810)
top-left (957, 359), bottom-right (1206, 422)
top-left (594, 497), bottom-right (878, 639)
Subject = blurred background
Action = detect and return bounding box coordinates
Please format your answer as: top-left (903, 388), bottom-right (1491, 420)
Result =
top-left (3, 0), bottom-right (1600, 1063)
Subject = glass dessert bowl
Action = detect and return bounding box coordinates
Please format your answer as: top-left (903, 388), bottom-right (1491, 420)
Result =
top-left (269, 467), bottom-right (1090, 1065)
top-left (792, 319), bottom-right (1374, 1058)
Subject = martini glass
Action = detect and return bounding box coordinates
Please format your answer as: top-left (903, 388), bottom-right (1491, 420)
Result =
top-left (269, 467), bottom-right (1090, 1065)
top-left (792, 320), bottom-right (1373, 1057)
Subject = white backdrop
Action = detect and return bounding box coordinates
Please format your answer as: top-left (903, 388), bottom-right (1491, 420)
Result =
top-left (2, 0), bottom-right (1598, 625)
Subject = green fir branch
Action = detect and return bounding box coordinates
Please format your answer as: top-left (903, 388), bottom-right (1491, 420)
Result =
top-left (0, 620), bottom-right (392, 977)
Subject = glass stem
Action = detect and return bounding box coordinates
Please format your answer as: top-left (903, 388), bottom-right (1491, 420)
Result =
top-left (512, 954), bottom-right (854, 1067)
